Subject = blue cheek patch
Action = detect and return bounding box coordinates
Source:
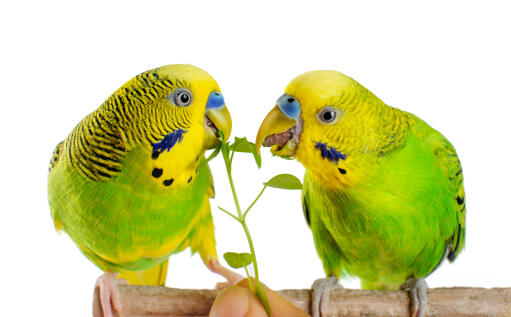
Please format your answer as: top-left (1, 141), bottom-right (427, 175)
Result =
top-left (206, 92), bottom-right (224, 109)
top-left (315, 142), bottom-right (347, 164)
top-left (152, 129), bottom-right (186, 159)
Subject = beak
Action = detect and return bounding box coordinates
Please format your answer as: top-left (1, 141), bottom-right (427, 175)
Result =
top-left (255, 106), bottom-right (299, 154)
top-left (204, 92), bottom-right (232, 149)
top-left (255, 94), bottom-right (301, 154)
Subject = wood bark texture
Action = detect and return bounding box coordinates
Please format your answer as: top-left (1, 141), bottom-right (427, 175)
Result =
top-left (93, 284), bottom-right (511, 317)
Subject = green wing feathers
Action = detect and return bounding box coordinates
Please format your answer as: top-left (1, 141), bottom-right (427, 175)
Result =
top-left (300, 122), bottom-right (466, 285)
top-left (429, 133), bottom-right (466, 261)
top-left (301, 189), bottom-right (311, 228)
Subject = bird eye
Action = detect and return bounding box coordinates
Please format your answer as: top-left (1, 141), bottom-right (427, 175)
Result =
top-left (318, 107), bottom-right (341, 124)
top-left (172, 88), bottom-right (193, 107)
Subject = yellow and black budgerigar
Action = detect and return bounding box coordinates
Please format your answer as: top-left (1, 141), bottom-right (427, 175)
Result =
top-left (48, 64), bottom-right (241, 316)
top-left (256, 71), bottom-right (466, 317)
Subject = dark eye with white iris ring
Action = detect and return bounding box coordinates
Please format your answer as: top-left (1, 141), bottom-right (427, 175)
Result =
top-left (318, 107), bottom-right (341, 124)
top-left (172, 88), bottom-right (193, 107)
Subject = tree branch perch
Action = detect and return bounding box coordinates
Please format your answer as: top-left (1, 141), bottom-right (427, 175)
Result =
top-left (93, 284), bottom-right (511, 317)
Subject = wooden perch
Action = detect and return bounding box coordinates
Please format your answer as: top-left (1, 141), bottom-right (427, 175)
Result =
top-left (93, 284), bottom-right (511, 317)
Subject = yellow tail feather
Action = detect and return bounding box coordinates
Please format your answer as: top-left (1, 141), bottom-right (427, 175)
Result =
top-left (117, 260), bottom-right (169, 286)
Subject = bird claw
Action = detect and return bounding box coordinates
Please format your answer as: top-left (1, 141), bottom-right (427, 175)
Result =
top-left (93, 272), bottom-right (128, 317)
top-left (311, 276), bottom-right (341, 317)
top-left (207, 257), bottom-right (244, 285)
top-left (400, 278), bottom-right (428, 317)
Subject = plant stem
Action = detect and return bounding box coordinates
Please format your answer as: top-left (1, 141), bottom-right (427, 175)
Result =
top-left (224, 154), bottom-right (243, 217)
top-left (243, 185), bottom-right (267, 219)
top-left (223, 152), bottom-right (261, 290)
top-left (240, 215), bottom-right (260, 285)
top-left (218, 206), bottom-right (240, 222)
top-left (243, 266), bottom-right (254, 292)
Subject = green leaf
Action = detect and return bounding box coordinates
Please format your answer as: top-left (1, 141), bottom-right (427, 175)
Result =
top-left (206, 144), bottom-right (222, 162)
top-left (231, 137), bottom-right (254, 153)
top-left (264, 174), bottom-right (302, 190)
top-left (256, 283), bottom-right (271, 316)
top-left (221, 141), bottom-right (230, 164)
top-left (230, 137), bottom-right (262, 168)
top-left (206, 130), bottom-right (227, 162)
top-left (252, 152), bottom-right (262, 169)
top-left (223, 252), bottom-right (253, 269)
top-left (218, 130), bottom-right (225, 142)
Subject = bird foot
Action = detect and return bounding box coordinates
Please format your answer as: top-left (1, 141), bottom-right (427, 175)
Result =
top-left (400, 278), bottom-right (428, 317)
top-left (93, 272), bottom-right (128, 317)
top-left (208, 257), bottom-right (244, 286)
top-left (311, 276), bottom-right (341, 317)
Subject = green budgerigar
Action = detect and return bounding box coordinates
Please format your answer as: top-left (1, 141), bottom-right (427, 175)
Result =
top-left (256, 71), bottom-right (465, 317)
top-left (48, 64), bottom-right (241, 316)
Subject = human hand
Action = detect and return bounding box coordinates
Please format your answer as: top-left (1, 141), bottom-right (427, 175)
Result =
top-left (209, 279), bottom-right (310, 317)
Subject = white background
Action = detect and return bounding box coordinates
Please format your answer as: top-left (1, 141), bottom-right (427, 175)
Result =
top-left (1, 1), bottom-right (510, 316)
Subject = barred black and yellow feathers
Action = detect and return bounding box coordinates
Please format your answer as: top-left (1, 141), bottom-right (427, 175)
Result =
top-left (51, 68), bottom-right (200, 181)
top-left (62, 111), bottom-right (126, 181)
top-left (48, 64), bottom-right (231, 287)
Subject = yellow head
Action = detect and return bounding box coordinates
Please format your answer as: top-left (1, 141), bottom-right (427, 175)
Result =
top-left (104, 64), bottom-right (232, 151)
top-left (256, 70), bottom-right (407, 188)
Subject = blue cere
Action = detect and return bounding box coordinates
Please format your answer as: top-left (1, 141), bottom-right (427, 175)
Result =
top-left (315, 142), bottom-right (347, 164)
top-left (206, 91), bottom-right (225, 109)
top-left (152, 129), bottom-right (186, 157)
top-left (276, 94), bottom-right (301, 119)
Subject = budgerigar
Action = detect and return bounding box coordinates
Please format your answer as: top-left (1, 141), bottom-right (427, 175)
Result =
top-left (48, 64), bottom-right (241, 316)
top-left (255, 71), bottom-right (465, 317)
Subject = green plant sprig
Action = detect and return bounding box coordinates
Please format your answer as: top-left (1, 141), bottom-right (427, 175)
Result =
top-left (208, 134), bottom-right (302, 316)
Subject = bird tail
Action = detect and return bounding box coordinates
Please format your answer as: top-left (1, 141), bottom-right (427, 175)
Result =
top-left (117, 260), bottom-right (169, 286)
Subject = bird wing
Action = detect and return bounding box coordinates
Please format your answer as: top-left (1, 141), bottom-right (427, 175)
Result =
top-left (63, 110), bottom-right (127, 181)
top-left (301, 187), bottom-right (311, 228)
top-left (429, 133), bottom-right (466, 261)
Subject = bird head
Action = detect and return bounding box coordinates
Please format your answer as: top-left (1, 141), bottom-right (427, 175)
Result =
top-left (110, 64), bottom-right (231, 151)
top-left (154, 64), bottom-right (231, 149)
top-left (256, 70), bottom-right (392, 187)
